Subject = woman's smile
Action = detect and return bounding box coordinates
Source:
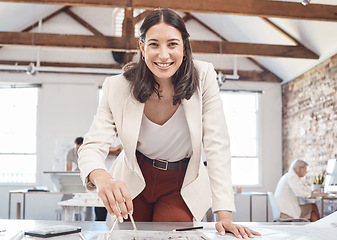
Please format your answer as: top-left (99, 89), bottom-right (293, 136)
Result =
top-left (155, 62), bottom-right (174, 69)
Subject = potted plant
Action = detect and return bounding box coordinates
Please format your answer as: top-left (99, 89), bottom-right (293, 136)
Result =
top-left (312, 174), bottom-right (324, 192)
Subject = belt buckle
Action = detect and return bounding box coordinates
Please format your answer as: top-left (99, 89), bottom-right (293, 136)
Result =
top-left (153, 158), bottom-right (168, 170)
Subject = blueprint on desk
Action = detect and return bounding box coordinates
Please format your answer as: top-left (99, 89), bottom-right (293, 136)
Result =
top-left (3, 212), bottom-right (335, 240)
top-left (100, 230), bottom-right (209, 239)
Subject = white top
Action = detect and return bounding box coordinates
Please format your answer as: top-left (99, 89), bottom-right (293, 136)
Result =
top-left (274, 169), bottom-right (311, 218)
top-left (137, 104), bottom-right (192, 162)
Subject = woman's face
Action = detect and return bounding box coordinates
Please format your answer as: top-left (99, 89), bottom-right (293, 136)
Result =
top-left (139, 22), bottom-right (185, 82)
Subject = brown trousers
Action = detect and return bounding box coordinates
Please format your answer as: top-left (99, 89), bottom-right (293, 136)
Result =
top-left (131, 151), bottom-right (193, 222)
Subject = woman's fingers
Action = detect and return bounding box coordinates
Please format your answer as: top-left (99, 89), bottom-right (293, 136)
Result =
top-left (226, 224), bottom-right (242, 239)
top-left (113, 188), bottom-right (129, 219)
top-left (121, 186), bottom-right (133, 214)
top-left (246, 228), bottom-right (261, 237)
top-left (97, 180), bottom-right (133, 222)
top-left (216, 221), bottom-right (261, 239)
top-left (238, 226), bottom-right (249, 239)
top-left (215, 221), bottom-right (226, 236)
top-left (106, 192), bottom-right (125, 222)
top-left (99, 191), bottom-right (114, 214)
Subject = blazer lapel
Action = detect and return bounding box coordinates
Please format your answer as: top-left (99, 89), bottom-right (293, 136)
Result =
top-left (122, 94), bottom-right (144, 176)
top-left (182, 91), bottom-right (202, 188)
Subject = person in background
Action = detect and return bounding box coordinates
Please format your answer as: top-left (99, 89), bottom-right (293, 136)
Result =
top-left (78, 8), bottom-right (260, 238)
top-left (66, 137), bottom-right (83, 171)
top-left (95, 134), bottom-right (123, 221)
top-left (274, 159), bottom-right (328, 221)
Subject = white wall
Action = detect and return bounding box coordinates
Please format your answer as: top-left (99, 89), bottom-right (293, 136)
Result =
top-left (0, 74), bottom-right (282, 222)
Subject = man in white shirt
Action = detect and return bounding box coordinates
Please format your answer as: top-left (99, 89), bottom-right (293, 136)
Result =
top-left (274, 159), bottom-right (328, 221)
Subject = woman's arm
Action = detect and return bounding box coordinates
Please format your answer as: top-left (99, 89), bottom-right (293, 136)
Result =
top-left (78, 77), bottom-right (132, 222)
top-left (200, 62), bottom-right (234, 212)
top-left (199, 61), bottom-right (260, 238)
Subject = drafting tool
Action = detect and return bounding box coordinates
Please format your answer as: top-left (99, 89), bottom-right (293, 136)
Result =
top-left (79, 232), bottom-right (86, 240)
top-left (108, 216), bottom-right (119, 239)
top-left (10, 230), bottom-right (24, 240)
top-left (129, 213), bottom-right (140, 240)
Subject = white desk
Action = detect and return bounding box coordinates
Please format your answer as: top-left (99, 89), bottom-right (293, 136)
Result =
top-left (8, 189), bottom-right (65, 219)
top-left (0, 218), bottom-right (336, 240)
top-left (300, 194), bottom-right (337, 217)
top-left (58, 197), bottom-right (104, 221)
top-left (320, 195), bottom-right (337, 217)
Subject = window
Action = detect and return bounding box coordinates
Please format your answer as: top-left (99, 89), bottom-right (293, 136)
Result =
top-left (114, 8), bottom-right (124, 37)
top-left (220, 90), bottom-right (259, 186)
top-left (0, 86), bottom-right (38, 183)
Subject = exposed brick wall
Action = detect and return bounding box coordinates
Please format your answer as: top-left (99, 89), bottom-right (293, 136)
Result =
top-left (282, 54), bottom-right (337, 180)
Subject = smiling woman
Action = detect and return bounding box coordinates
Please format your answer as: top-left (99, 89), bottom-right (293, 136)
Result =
top-left (78, 8), bottom-right (260, 239)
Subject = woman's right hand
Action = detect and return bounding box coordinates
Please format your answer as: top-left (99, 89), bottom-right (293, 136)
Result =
top-left (88, 169), bottom-right (133, 222)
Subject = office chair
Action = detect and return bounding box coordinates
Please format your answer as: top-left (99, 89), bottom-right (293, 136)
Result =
top-left (267, 192), bottom-right (309, 222)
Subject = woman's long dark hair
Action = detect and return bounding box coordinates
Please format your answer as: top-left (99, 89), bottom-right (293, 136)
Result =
top-left (123, 8), bottom-right (198, 105)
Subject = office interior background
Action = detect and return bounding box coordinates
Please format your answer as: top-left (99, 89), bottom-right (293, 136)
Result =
top-left (0, 0), bottom-right (337, 221)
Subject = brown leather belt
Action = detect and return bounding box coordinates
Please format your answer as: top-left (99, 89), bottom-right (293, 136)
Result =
top-left (138, 151), bottom-right (190, 170)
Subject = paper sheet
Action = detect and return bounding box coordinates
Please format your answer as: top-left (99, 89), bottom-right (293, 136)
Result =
top-left (100, 230), bottom-right (209, 240)
top-left (2, 212), bottom-right (336, 240)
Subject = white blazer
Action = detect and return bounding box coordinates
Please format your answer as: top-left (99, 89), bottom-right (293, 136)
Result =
top-left (78, 60), bottom-right (235, 221)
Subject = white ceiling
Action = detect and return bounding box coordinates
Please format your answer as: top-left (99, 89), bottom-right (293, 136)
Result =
top-left (0, 1), bottom-right (337, 83)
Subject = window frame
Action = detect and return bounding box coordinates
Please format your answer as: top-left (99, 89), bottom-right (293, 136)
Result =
top-left (220, 89), bottom-right (262, 187)
top-left (0, 84), bottom-right (40, 185)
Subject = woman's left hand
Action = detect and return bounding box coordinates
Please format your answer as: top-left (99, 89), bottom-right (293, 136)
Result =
top-left (215, 211), bottom-right (261, 238)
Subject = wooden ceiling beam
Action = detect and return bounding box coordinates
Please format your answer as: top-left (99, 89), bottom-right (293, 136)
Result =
top-left (63, 8), bottom-right (104, 36)
top-left (191, 40), bottom-right (318, 59)
top-left (0, 0), bottom-right (128, 7)
top-left (22, 6), bottom-right (70, 32)
top-left (1, 0), bottom-right (337, 22)
top-left (133, 10), bottom-right (150, 23)
top-left (0, 60), bottom-right (122, 69)
top-left (0, 31), bottom-right (138, 51)
top-left (0, 31), bottom-right (319, 59)
top-left (0, 60), bottom-right (279, 82)
top-left (260, 17), bottom-right (299, 46)
top-left (184, 13), bottom-right (226, 42)
top-left (122, 8), bottom-right (135, 64)
top-left (184, 13), bottom-right (282, 81)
